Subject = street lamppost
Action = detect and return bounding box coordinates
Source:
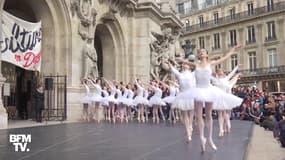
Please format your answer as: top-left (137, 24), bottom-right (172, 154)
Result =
top-left (0, 1), bottom-right (8, 129)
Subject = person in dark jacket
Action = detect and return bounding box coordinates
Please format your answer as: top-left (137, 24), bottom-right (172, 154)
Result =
top-left (273, 117), bottom-right (285, 148)
top-left (34, 83), bottom-right (44, 123)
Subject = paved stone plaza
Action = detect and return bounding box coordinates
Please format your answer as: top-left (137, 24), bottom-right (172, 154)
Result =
top-left (0, 121), bottom-right (253, 160)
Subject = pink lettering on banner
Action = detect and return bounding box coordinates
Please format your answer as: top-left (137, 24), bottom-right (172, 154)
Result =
top-left (23, 51), bottom-right (42, 68)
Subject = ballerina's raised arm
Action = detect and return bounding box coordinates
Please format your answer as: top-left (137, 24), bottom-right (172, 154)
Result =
top-left (211, 44), bottom-right (242, 66)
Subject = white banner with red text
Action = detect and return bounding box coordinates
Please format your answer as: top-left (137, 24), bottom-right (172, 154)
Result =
top-left (1, 11), bottom-right (42, 71)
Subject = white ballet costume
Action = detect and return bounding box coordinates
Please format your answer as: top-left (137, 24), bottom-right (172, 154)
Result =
top-left (133, 81), bottom-right (145, 106)
top-left (91, 84), bottom-right (102, 103)
top-left (101, 90), bottom-right (110, 106)
top-left (120, 88), bottom-right (130, 105)
top-left (149, 86), bottom-right (166, 106)
top-left (106, 86), bottom-right (117, 104)
top-left (212, 66), bottom-right (240, 110)
top-left (81, 84), bottom-right (92, 104)
top-left (162, 86), bottom-right (178, 104)
top-left (172, 66), bottom-right (195, 110)
top-left (179, 65), bottom-right (243, 106)
top-left (126, 89), bottom-right (134, 107)
top-left (143, 90), bottom-right (150, 106)
top-left (116, 88), bottom-right (123, 104)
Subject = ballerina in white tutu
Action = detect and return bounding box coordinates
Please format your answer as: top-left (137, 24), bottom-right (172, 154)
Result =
top-left (181, 45), bottom-right (243, 153)
top-left (212, 65), bottom-right (242, 136)
top-left (143, 89), bottom-right (150, 122)
top-left (103, 78), bottom-right (117, 123)
top-left (119, 82), bottom-right (129, 123)
top-left (145, 81), bottom-right (166, 123)
top-left (160, 80), bottom-right (179, 123)
top-left (88, 78), bottom-right (103, 123)
top-left (101, 86), bottom-right (111, 122)
top-left (80, 78), bottom-right (92, 122)
top-left (134, 79), bottom-right (146, 123)
top-left (125, 83), bottom-right (135, 121)
top-left (168, 61), bottom-right (196, 142)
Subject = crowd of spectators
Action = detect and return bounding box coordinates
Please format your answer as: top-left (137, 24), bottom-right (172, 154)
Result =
top-left (232, 86), bottom-right (285, 148)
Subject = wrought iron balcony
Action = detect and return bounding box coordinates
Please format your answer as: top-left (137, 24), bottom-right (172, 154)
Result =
top-left (212, 46), bottom-right (221, 51)
top-left (183, 1), bottom-right (285, 34)
top-left (265, 36), bottom-right (277, 42)
top-left (246, 39), bottom-right (256, 45)
top-left (239, 65), bottom-right (285, 77)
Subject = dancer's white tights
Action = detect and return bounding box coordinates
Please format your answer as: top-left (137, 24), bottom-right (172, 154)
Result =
top-left (194, 101), bottom-right (216, 150)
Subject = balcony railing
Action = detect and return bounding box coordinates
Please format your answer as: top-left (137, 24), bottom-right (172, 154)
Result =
top-left (183, 1), bottom-right (285, 34)
top-left (239, 65), bottom-right (285, 77)
top-left (246, 39), bottom-right (256, 45)
top-left (265, 36), bottom-right (277, 42)
top-left (212, 46), bottom-right (221, 51)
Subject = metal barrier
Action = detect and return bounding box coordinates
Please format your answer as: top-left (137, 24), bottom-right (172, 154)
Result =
top-left (43, 75), bottom-right (67, 121)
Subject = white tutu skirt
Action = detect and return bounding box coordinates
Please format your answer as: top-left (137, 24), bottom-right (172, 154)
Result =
top-left (126, 98), bottom-right (134, 106)
top-left (119, 97), bottom-right (132, 106)
top-left (134, 96), bottom-right (145, 106)
top-left (101, 97), bottom-right (109, 106)
top-left (91, 95), bottom-right (102, 103)
top-left (213, 98), bottom-right (242, 110)
top-left (149, 96), bottom-right (166, 106)
top-left (105, 95), bottom-right (117, 104)
top-left (179, 85), bottom-right (243, 108)
top-left (162, 96), bottom-right (176, 104)
top-left (172, 92), bottom-right (194, 110)
top-left (81, 95), bottom-right (91, 104)
top-left (143, 98), bottom-right (150, 107)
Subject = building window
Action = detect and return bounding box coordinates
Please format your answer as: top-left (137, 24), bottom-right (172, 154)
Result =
top-left (199, 36), bottom-right (205, 49)
top-left (213, 33), bottom-right (220, 50)
top-left (248, 52), bottom-right (257, 71)
top-left (199, 16), bottom-right (204, 27)
top-left (247, 25), bottom-right (256, 44)
top-left (215, 64), bottom-right (221, 71)
top-left (231, 54), bottom-right (238, 70)
top-left (214, 12), bottom-right (219, 24)
top-left (268, 48), bottom-right (277, 67)
top-left (185, 19), bottom-right (190, 31)
top-left (247, 2), bottom-right (254, 16)
top-left (267, 0), bottom-right (274, 11)
top-left (229, 30), bottom-right (237, 46)
top-left (266, 21), bottom-right (276, 41)
top-left (230, 7), bottom-right (235, 19)
top-left (177, 3), bottom-right (185, 14)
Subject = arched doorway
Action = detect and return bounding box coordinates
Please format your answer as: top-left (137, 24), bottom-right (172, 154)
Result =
top-left (2, 0), bottom-right (71, 120)
top-left (94, 24), bottom-right (116, 80)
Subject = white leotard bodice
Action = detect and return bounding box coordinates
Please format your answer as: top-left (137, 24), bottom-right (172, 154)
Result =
top-left (195, 65), bottom-right (212, 88)
top-left (153, 87), bottom-right (163, 98)
top-left (169, 86), bottom-right (177, 97)
top-left (127, 89), bottom-right (134, 99)
top-left (171, 66), bottom-right (195, 92)
top-left (93, 84), bottom-right (102, 96)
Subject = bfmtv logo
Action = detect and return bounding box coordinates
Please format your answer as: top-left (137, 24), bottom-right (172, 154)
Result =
top-left (9, 134), bottom-right (31, 152)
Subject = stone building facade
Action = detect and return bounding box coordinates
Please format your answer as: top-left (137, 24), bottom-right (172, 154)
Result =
top-left (177, 0), bottom-right (285, 92)
top-left (0, 0), bottom-right (182, 127)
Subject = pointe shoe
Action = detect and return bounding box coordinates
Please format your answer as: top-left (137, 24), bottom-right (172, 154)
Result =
top-left (201, 137), bottom-right (206, 153)
top-left (208, 139), bottom-right (218, 151)
top-left (186, 136), bottom-right (192, 143)
top-left (219, 131), bottom-right (224, 137)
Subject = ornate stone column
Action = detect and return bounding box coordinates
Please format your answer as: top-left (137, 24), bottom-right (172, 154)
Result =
top-left (0, 0), bottom-right (8, 129)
